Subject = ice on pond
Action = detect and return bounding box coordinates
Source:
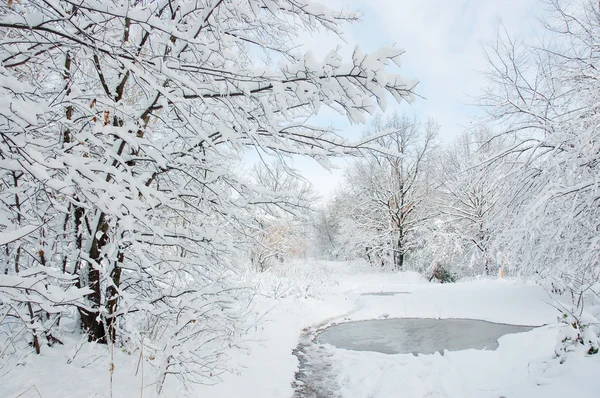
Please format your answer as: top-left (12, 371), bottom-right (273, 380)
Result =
top-left (317, 318), bottom-right (534, 355)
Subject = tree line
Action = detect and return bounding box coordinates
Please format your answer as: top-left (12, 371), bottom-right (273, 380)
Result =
top-left (313, 0), bottom-right (600, 292)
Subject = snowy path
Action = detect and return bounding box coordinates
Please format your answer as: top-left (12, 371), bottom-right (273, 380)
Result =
top-left (290, 273), bottom-right (600, 398)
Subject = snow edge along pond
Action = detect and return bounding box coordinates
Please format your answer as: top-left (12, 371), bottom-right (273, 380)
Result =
top-left (289, 268), bottom-right (600, 398)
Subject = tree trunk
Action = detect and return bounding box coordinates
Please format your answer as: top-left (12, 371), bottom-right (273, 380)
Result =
top-left (106, 254), bottom-right (122, 343)
top-left (78, 213), bottom-right (109, 343)
top-left (394, 232), bottom-right (405, 270)
top-left (394, 250), bottom-right (405, 270)
top-left (78, 264), bottom-right (106, 343)
top-left (11, 171), bottom-right (42, 353)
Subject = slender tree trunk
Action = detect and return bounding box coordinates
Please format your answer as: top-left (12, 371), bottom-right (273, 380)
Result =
top-left (395, 250), bottom-right (405, 270)
top-left (12, 172), bottom-right (41, 354)
top-left (479, 220), bottom-right (490, 275)
top-left (61, 50), bottom-right (107, 340)
top-left (78, 213), bottom-right (108, 343)
top-left (106, 250), bottom-right (123, 343)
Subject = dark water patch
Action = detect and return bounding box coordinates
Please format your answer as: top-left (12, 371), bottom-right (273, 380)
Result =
top-left (293, 337), bottom-right (338, 397)
top-left (317, 318), bottom-right (535, 355)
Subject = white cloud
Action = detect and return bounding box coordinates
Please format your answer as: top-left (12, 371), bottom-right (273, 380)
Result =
top-left (358, 0), bottom-right (539, 137)
top-left (291, 0), bottom-right (543, 201)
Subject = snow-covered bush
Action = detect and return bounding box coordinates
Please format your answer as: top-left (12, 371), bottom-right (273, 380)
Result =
top-left (250, 220), bottom-right (309, 272)
top-left (428, 263), bottom-right (457, 284)
top-left (555, 313), bottom-right (599, 363)
top-left (552, 275), bottom-right (600, 363)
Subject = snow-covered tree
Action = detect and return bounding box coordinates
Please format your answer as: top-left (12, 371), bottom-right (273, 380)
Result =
top-left (435, 128), bottom-right (506, 275)
top-left (247, 160), bottom-right (314, 271)
top-left (335, 114), bottom-right (438, 269)
top-left (481, 0), bottom-right (600, 284)
top-left (311, 198), bottom-right (344, 260)
top-left (0, 0), bottom-right (417, 389)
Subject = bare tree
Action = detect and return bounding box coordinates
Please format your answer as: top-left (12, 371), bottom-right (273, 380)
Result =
top-left (337, 114), bottom-right (438, 270)
top-left (436, 128), bottom-right (505, 275)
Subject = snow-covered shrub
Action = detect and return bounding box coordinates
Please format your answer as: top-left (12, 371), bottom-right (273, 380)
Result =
top-left (555, 313), bottom-right (599, 363)
top-left (250, 220), bottom-right (309, 272)
top-left (428, 263), bottom-right (457, 284)
top-left (410, 221), bottom-right (465, 277)
top-left (244, 259), bottom-right (340, 300)
top-left (552, 275), bottom-right (600, 363)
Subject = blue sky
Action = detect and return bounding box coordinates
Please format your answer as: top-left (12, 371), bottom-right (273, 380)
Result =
top-left (290, 0), bottom-right (543, 202)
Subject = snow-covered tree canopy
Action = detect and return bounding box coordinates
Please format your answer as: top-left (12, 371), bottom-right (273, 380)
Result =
top-left (333, 114), bottom-right (438, 270)
top-left (480, 0), bottom-right (600, 284)
top-left (0, 0), bottom-right (417, 390)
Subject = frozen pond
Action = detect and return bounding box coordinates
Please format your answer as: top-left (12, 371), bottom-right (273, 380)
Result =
top-left (360, 291), bottom-right (411, 296)
top-left (317, 318), bottom-right (534, 355)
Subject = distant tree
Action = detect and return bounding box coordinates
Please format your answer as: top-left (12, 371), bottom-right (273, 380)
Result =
top-left (436, 128), bottom-right (506, 275)
top-left (336, 114), bottom-right (438, 269)
top-left (248, 161), bottom-right (315, 271)
top-left (311, 198), bottom-right (343, 260)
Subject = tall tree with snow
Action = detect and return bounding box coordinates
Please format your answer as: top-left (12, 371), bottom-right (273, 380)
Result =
top-left (435, 128), bottom-right (506, 275)
top-left (0, 0), bottom-right (417, 390)
top-left (481, 0), bottom-right (600, 284)
top-left (336, 114), bottom-right (438, 269)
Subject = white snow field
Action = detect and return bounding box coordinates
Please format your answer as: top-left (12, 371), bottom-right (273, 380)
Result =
top-left (2, 261), bottom-right (599, 398)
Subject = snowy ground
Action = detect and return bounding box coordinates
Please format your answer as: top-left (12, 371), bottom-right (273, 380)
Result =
top-left (2, 261), bottom-right (599, 397)
top-left (293, 271), bottom-right (600, 398)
